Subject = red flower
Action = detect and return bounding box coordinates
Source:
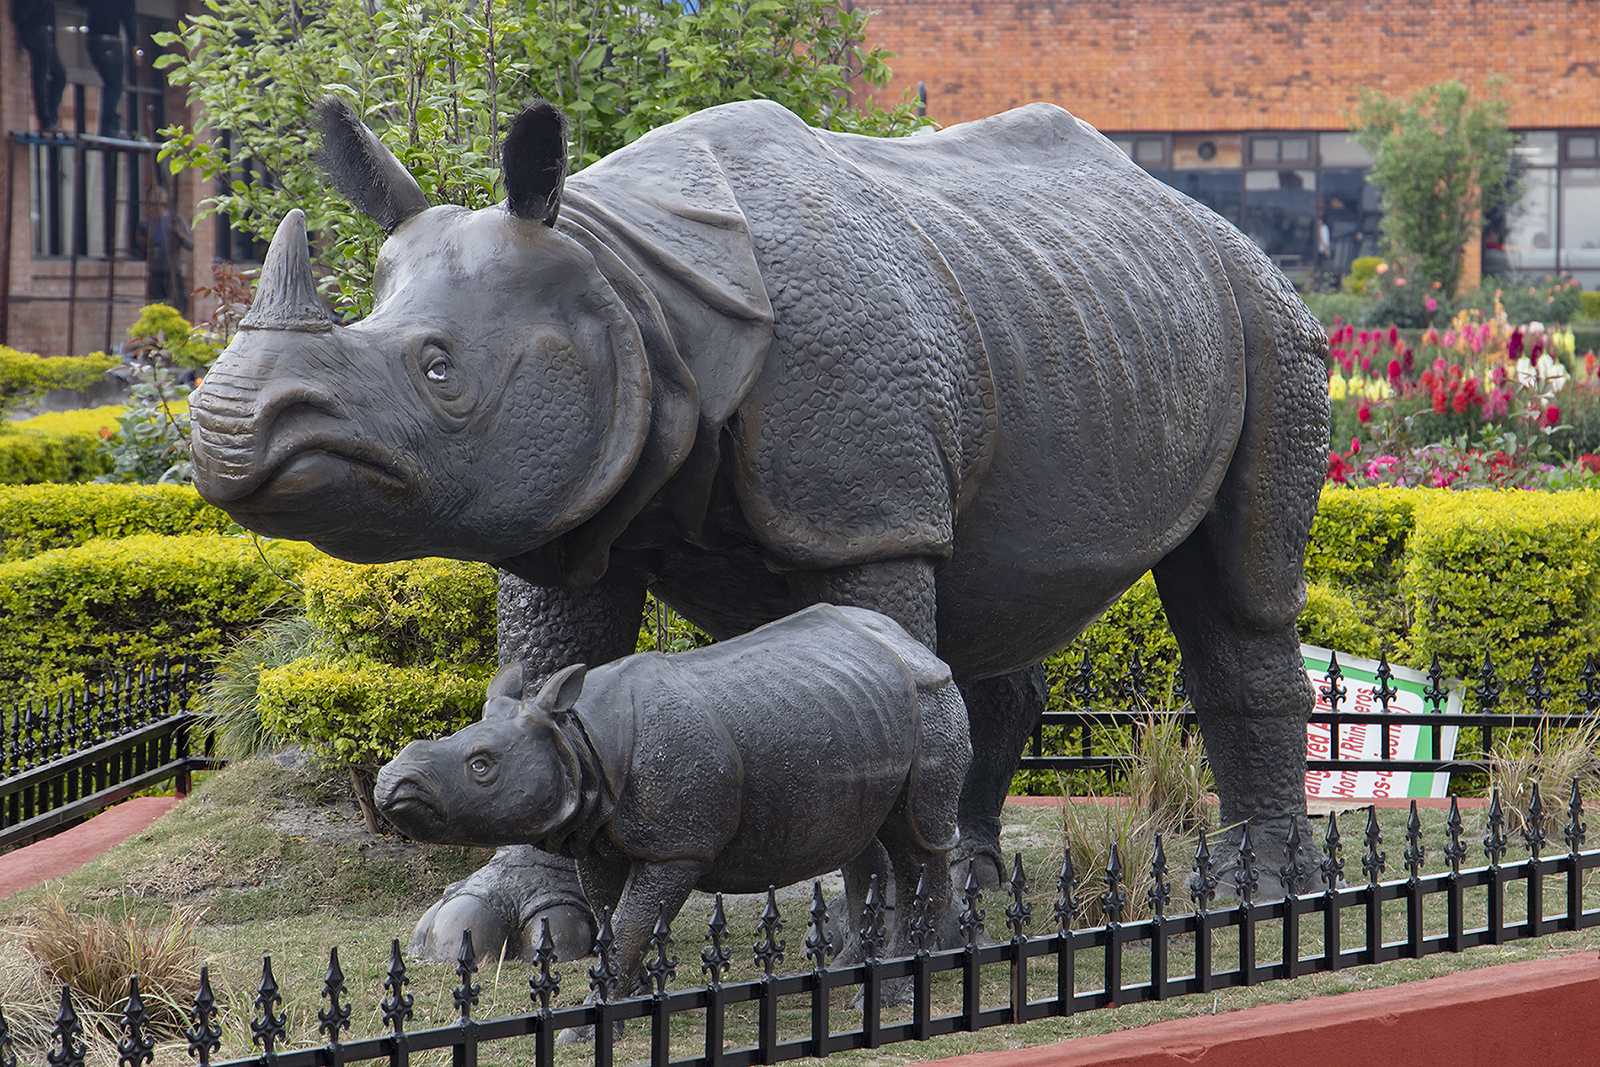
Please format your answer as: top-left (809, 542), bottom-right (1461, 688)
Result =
top-left (1452, 391), bottom-right (1469, 414)
top-left (1350, 437), bottom-right (1361, 454)
top-left (1432, 390), bottom-right (1448, 414)
top-left (1357, 401), bottom-right (1372, 423)
top-left (1545, 404), bottom-right (1561, 427)
top-left (1581, 453), bottom-right (1600, 474)
top-left (1388, 326), bottom-right (1400, 345)
top-left (1359, 330), bottom-right (1371, 345)
top-left (1387, 358), bottom-right (1402, 381)
top-left (1360, 356), bottom-right (1372, 373)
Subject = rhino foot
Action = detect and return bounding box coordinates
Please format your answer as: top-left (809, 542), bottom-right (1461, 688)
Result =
top-left (410, 845), bottom-right (594, 964)
top-left (1200, 814), bottom-right (1332, 904)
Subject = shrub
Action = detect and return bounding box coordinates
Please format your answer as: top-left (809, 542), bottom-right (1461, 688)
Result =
top-left (0, 533), bottom-right (319, 688)
top-left (256, 654), bottom-right (495, 769)
top-left (1398, 490), bottom-right (1600, 700)
top-left (1580, 291), bottom-right (1600, 322)
top-left (303, 557), bottom-right (499, 667)
top-left (0, 406), bottom-right (120, 484)
top-left (123, 304), bottom-right (216, 369)
top-left (0, 347), bottom-right (120, 418)
top-left (0, 483), bottom-right (231, 561)
top-left (202, 616), bottom-right (324, 759)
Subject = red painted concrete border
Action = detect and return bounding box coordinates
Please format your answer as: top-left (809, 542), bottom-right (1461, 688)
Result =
top-left (926, 953), bottom-right (1600, 1067)
top-left (1006, 795), bottom-right (1489, 810)
top-left (0, 795), bottom-right (180, 899)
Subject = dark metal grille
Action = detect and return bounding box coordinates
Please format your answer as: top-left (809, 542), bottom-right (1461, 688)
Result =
top-left (8, 791), bottom-right (1598, 1067)
top-left (1023, 649), bottom-right (1600, 786)
top-left (0, 658), bottom-right (214, 850)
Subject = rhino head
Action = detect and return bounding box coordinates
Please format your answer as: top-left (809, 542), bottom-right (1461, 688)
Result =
top-left (190, 101), bottom-right (694, 585)
top-left (374, 663), bottom-right (591, 846)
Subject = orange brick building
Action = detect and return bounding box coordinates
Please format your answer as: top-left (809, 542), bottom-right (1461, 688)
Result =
top-left (857, 0), bottom-right (1600, 289)
top-left (2, 0), bottom-right (217, 358)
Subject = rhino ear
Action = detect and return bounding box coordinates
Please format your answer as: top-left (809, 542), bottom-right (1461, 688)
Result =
top-left (481, 662), bottom-right (526, 720)
top-left (533, 663), bottom-right (587, 717)
top-left (503, 100), bottom-right (568, 226)
top-left (314, 97), bottom-right (430, 233)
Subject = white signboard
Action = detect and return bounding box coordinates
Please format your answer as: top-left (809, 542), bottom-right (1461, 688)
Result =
top-left (1302, 644), bottom-right (1462, 800)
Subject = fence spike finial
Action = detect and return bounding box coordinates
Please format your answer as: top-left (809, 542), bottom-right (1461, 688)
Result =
top-left (646, 901), bottom-right (679, 995)
top-left (756, 885), bottom-right (786, 974)
top-left (803, 883), bottom-right (833, 970)
top-left (1403, 800), bottom-right (1425, 883)
top-left (530, 919), bottom-right (562, 1011)
top-left (1362, 805), bottom-right (1386, 886)
top-left (860, 875), bottom-right (886, 962)
top-left (1054, 851), bottom-right (1080, 932)
top-left (589, 905), bottom-right (618, 1002)
top-left (117, 974), bottom-right (155, 1067)
top-left (1485, 789), bottom-right (1508, 867)
top-left (1445, 796), bottom-right (1467, 876)
top-left (454, 930), bottom-right (480, 1021)
top-left (186, 964), bottom-right (222, 1065)
top-left (1101, 842), bottom-right (1126, 923)
top-left (381, 939), bottom-right (414, 1034)
top-left (1566, 780), bottom-right (1587, 856)
top-left (50, 986), bottom-right (86, 1067)
top-left (911, 863), bottom-right (937, 954)
top-left (319, 946), bottom-right (352, 1045)
top-left (1148, 833), bottom-right (1171, 916)
top-left (1191, 827), bottom-right (1218, 914)
top-left (1006, 852), bottom-right (1032, 939)
top-left (1320, 811), bottom-right (1344, 891)
top-left (1281, 818), bottom-right (1308, 897)
top-left (1525, 781), bottom-right (1548, 857)
top-left (250, 957), bottom-right (286, 1061)
top-left (959, 858), bottom-right (986, 946)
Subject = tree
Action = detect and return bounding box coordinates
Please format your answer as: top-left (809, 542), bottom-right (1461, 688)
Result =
top-left (153, 0), bottom-right (925, 313)
top-left (1350, 80), bottom-right (1520, 296)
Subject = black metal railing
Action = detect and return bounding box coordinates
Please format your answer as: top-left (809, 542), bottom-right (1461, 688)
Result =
top-left (3, 787), bottom-right (1594, 1067)
top-left (0, 658), bottom-right (215, 850)
top-left (1022, 648), bottom-right (1600, 785)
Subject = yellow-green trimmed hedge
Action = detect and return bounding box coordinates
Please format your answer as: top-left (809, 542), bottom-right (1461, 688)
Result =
top-left (0, 405), bottom-right (121, 484)
top-left (0, 483), bottom-right (232, 561)
top-left (0, 532), bottom-right (320, 688)
top-left (0, 347), bottom-right (119, 414)
top-left (1064, 488), bottom-right (1600, 711)
top-left (303, 557), bottom-right (499, 667)
top-left (256, 656), bottom-right (495, 768)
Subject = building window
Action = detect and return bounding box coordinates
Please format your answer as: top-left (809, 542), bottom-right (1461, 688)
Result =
top-left (1560, 168), bottom-right (1600, 273)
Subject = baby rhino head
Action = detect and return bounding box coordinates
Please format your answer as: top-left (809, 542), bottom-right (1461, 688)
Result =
top-left (374, 663), bottom-right (588, 846)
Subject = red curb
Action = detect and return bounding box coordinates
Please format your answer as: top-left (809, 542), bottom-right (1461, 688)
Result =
top-left (0, 795), bottom-right (181, 899)
top-left (923, 953), bottom-right (1600, 1067)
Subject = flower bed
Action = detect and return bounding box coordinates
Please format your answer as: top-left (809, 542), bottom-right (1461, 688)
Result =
top-left (1323, 294), bottom-right (1599, 489)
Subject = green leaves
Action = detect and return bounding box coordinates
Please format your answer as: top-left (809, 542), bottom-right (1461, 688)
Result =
top-left (156, 0), bottom-right (926, 308)
top-left (1350, 81), bottom-right (1519, 297)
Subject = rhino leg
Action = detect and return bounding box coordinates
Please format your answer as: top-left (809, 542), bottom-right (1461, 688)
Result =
top-left (951, 666), bottom-right (1047, 890)
top-left (409, 568), bottom-right (647, 965)
top-left (1151, 239), bottom-right (1329, 899)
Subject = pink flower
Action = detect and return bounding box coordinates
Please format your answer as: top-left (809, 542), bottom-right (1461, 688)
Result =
top-left (1350, 437), bottom-right (1362, 454)
top-left (1425, 297), bottom-right (1438, 311)
top-left (1395, 278), bottom-right (1407, 286)
top-left (1387, 358), bottom-right (1402, 381)
top-left (1360, 356), bottom-right (1372, 373)
top-left (1443, 330), bottom-right (1458, 347)
top-left (1388, 326), bottom-right (1400, 345)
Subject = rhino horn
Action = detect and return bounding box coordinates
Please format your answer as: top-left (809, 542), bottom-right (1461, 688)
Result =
top-left (314, 97), bottom-right (430, 233)
top-left (503, 100), bottom-right (567, 226)
top-left (238, 209), bottom-right (332, 333)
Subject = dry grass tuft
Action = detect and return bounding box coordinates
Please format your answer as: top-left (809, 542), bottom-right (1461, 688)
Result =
top-left (1489, 716), bottom-right (1600, 840)
top-left (20, 888), bottom-right (204, 1035)
top-left (1060, 709), bottom-right (1216, 925)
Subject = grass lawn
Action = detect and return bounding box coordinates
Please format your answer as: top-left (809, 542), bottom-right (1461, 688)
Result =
top-left (2, 756), bottom-right (1596, 1067)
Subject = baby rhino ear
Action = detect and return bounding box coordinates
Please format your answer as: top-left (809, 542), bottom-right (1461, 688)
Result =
top-left (482, 662), bottom-right (525, 721)
top-left (533, 663), bottom-right (588, 717)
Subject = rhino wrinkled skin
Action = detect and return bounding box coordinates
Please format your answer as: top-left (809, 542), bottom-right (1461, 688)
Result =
top-left (375, 604), bottom-right (970, 993)
top-left (190, 97), bottom-right (1330, 961)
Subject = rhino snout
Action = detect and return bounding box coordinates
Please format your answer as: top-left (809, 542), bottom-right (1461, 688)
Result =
top-left (374, 759), bottom-right (447, 834)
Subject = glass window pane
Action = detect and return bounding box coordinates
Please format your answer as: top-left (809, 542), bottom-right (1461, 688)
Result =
top-left (1172, 134), bottom-right (1242, 169)
top-left (1560, 168), bottom-right (1600, 271)
top-left (1111, 138), bottom-right (1135, 158)
top-left (1135, 138), bottom-right (1165, 165)
top-left (1251, 137), bottom-right (1279, 164)
top-left (1320, 133), bottom-right (1372, 167)
top-left (1320, 169), bottom-right (1383, 277)
top-left (1515, 131), bottom-right (1559, 168)
top-left (1507, 168), bottom-right (1557, 271)
top-left (1243, 171), bottom-right (1317, 269)
top-left (1568, 135), bottom-right (1599, 162)
top-left (1282, 137), bottom-right (1311, 163)
top-left (1165, 170), bottom-right (1243, 227)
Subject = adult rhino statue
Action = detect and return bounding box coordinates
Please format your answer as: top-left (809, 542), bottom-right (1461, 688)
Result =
top-left (190, 96), bottom-right (1330, 963)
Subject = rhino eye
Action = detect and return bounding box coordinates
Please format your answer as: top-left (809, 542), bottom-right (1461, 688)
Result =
top-left (470, 755), bottom-right (492, 775)
top-left (424, 348), bottom-right (450, 382)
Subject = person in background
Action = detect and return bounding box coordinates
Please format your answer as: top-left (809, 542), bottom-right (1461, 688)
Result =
top-left (85, 0), bottom-right (136, 137)
top-left (1482, 228), bottom-right (1512, 279)
top-left (12, 0), bottom-right (66, 134)
top-left (138, 185), bottom-right (195, 315)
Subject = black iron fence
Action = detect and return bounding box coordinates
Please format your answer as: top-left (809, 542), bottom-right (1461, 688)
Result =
top-left (2, 788), bottom-right (1595, 1067)
top-left (0, 658), bottom-right (215, 850)
top-left (1023, 648), bottom-right (1600, 785)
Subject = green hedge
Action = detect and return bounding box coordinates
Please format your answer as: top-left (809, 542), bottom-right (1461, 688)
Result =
top-left (256, 655), bottom-right (495, 768)
top-left (0, 483), bottom-right (232, 561)
top-left (0, 405), bottom-right (121, 484)
top-left (1061, 488), bottom-right (1600, 712)
top-left (303, 557), bottom-right (499, 667)
top-left (0, 533), bottom-right (320, 689)
top-left (0, 347), bottom-right (119, 416)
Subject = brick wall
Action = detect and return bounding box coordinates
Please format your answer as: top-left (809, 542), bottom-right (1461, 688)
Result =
top-left (856, 0), bottom-right (1600, 131)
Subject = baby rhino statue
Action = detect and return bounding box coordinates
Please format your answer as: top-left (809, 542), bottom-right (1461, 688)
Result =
top-left (374, 604), bottom-right (971, 987)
